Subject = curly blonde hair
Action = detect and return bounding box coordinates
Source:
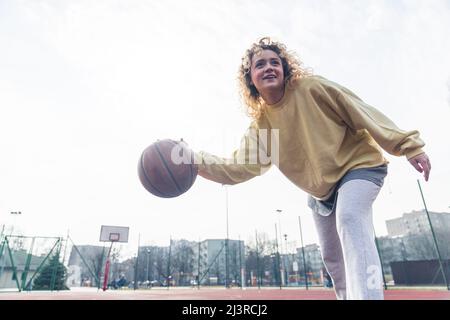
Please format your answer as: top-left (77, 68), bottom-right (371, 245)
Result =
top-left (238, 37), bottom-right (312, 120)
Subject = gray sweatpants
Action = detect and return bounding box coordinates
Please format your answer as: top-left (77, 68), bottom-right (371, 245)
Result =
top-left (312, 179), bottom-right (384, 300)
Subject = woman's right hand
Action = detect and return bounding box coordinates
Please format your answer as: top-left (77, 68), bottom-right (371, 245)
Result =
top-left (408, 152), bottom-right (431, 181)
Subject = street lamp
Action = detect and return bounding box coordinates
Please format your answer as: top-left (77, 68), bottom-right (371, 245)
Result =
top-left (283, 234), bottom-right (288, 286)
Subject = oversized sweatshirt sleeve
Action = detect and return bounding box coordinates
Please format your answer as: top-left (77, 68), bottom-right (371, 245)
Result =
top-left (314, 77), bottom-right (425, 160)
top-left (194, 122), bottom-right (272, 185)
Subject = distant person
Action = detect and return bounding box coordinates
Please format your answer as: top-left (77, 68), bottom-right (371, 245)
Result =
top-left (110, 279), bottom-right (118, 289)
top-left (323, 269), bottom-right (333, 288)
top-left (117, 276), bottom-right (126, 288)
top-left (193, 37), bottom-right (430, 300)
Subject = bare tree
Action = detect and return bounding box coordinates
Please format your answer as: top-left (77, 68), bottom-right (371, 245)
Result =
top-left (405, 234), bottom-right (436, 260)
top-left (171, 240), bottom-right (195, 285)
top-left (88, 248), bottom-right (106, 286)
top-left (245, 232), bottom-right (276, 286)
top-left (110, 246), bottom-right (122, 280)
top-left (228, 242), bottom-right (241, 285)
top-left (153, 246), bottom-right (171, 285)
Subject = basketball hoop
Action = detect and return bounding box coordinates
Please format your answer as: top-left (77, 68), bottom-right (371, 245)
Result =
top-left (99, 225), bottom-right (129, 291)
top-left (109, 233), bottom-right (120, 242)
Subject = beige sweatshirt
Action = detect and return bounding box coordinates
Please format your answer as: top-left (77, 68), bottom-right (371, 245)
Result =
top-left (195, 75), bottom-right (425, 198)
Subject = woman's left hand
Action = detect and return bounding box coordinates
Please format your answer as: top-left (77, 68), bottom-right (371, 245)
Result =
top-left (408, 152), bottom-right (431, 181)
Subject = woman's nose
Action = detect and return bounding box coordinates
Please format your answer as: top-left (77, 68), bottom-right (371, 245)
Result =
top-left (264, 65), bottom-right (274, 73)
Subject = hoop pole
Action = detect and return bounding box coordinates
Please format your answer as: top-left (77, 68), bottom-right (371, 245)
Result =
top-left (102, 241), bottom-right (115, 291)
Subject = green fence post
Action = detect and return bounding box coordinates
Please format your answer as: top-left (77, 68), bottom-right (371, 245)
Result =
top-left (50, 238), bottom-right (62, 291)
top-left (5, 237), bottom-right (21, 292)
top-left (21, 237), bottom-right (36, 291)
top-left (68, 236), bottom-right (100, 285)
top-left (24, 240), bottom-right (59, 290)
top-left (417, 180), bottom-right (450, 290)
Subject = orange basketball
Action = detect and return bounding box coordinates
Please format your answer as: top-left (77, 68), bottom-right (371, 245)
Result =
top-left (138, 139), bottom-right (198, 198)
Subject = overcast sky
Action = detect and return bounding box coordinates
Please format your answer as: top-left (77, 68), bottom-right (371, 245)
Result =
top-left (1, 0), bottom-right (449, 260)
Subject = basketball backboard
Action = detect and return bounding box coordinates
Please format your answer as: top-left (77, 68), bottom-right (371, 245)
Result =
top-left (99, 225), bottom-right (129, 243)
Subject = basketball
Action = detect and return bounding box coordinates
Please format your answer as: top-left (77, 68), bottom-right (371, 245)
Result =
top-left (138, 139), bottom-right (198, 198)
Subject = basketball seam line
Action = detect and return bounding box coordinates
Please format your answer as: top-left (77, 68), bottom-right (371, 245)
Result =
top-left (140, 152), bottom-right (165, 197)
top-left (154, 143), bottom-right (183, 194)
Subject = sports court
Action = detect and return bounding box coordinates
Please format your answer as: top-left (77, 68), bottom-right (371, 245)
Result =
top-left (2, 1), bottom-right (450, 306)
top-left (0, 287), bottom-right (449, 300)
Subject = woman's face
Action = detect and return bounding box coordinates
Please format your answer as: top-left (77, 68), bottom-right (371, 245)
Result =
top-left (250, 49), bottom-right (285, 97)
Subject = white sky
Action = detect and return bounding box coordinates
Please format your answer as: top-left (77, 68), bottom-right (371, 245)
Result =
top-left (1, 0), bottom-right (450, 260)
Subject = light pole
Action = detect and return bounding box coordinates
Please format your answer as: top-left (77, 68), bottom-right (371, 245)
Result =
top-left (224, 185), bottom-right (230, 288)
top-left (197, 239), bottom-right (201, 289)
top-left (153, 261), bottom-right (158, 287)
top-left (298, 215), bottom-right (309, 290)
top-left (146, 248), bottom-right (151, 287)
top-left (255, 230), bottom-right (261, 289)
top-left (132, 254), bottom-right (138, 290)
top-left (275, 209), bottom-right (284, 286)
top-left (238, 235), bottom-right (243, 289)
top-left (283, 234), bottom-right (288, 286)
top-left (133, 233), bottom-right (140, 290)
top-left (167, 237), bottom-right (172, 289)
top-left (274, 224), bottom-right (282, 289)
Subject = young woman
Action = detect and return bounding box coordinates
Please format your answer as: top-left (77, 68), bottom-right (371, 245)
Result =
top-left (193, 37), bottom-right (431, 300)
